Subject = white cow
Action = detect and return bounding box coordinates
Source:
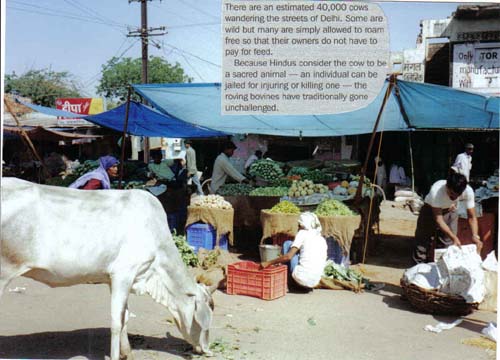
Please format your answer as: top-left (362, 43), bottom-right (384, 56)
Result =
top-left (0, 177), bottom-right (214, 360)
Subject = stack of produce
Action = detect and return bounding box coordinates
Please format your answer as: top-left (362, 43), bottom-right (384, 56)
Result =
top-left (288, 180), bottom-right (328, 198)
top-left (269, 200), bottom-right (301, 214)
top-left (271, 177), bottom-right (293, 187)
top-left (249, 186), bottom-right (289, 197)
top-left (287, 167), bottom-right (309, 177)
top-left (301, 169), bottom-right (331, 183)
top-left (217, 183), bottom-right (254, 196)
top-left (249, 160), bottom-right (284, 182)
top-left (191, 195), bottom-right (233, 210)
top-left (315, 199), bottom-right (356, 216)
top-left (72, 160), bottom-right (98, 178)
top-left (173, 233), bottom-right (199, 267)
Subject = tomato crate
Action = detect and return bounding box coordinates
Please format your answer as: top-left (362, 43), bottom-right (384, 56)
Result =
top-left (226, 261), bottom-right (287, 300)
top-left (186, 222), bottom-right (228, 253)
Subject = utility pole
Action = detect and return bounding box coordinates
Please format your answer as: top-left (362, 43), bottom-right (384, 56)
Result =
top-left (128, 0), bottom-right (166, 163)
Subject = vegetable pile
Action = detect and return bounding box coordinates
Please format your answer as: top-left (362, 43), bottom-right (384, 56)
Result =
top-left (217, 183), bottom-right (254, 196)
top-left (249, 186), bottom-right (289, 197)
top-left (315, 199), bottom-right (356, 216)
top-left (249, 160), bottom-right (284, 182)
top-left (301, 169), bottom-right (331, 183)
top-left (72, 160), bottom-right (98, 178)
top-left (323, 262), bottom-right (363, 283)
top-left (288, 180), bottom-right (328, 198)
top-left (191, 195), bottom-right (233, 210)
top-left (269, 200), bottom-right (301, 214)
top-left (287, 167), bottom-right (309, 177)
top-left (172, 233), bottom-right (198, 267)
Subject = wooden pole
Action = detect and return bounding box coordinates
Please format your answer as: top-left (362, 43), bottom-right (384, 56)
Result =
top-left (4, 98), bottom-right (51, 179)
top-left (354, 75), bottom-right (396, 204)
top-left (118, 87), bottom-right (132, 189)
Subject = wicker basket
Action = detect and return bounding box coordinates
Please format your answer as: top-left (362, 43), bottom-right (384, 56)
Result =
top-left (400, 278), bottom-right (478, 316)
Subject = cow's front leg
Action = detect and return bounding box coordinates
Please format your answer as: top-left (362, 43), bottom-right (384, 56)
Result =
top-left (110, 277), bottom-right (133, 360)
top-left (120, 306), bottom-right (134, 360)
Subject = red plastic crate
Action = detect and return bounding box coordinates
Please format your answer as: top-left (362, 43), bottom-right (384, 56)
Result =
top-left (226, 261), bottom-right (287, 300)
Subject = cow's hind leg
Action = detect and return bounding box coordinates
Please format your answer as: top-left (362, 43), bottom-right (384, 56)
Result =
top-left (110, 275), bottom-right (134, 360)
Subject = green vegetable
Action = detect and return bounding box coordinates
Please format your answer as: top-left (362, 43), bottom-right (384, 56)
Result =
top-left (301, 169), bottom-right (331, 183)
top-left (249, 186), bottom-right (289, 197)
top-left (172, 232), bottom-right (198, 267)
top-left (249, 160), bottom-right (284, 182)
top-left (271, 177), bottom-right (293, 187)
top-left (287, 167), bottom-right (309, 176)
top-left (218, 183), bottom-right (254, 196)
top-left (315, 199), bottom-right (356, 216)
top-left (72, 160), bottom-right (99, 178)
top-left (323, 262), bottom-right (363, 283)
top-left (269, 200), bottom-right (301, 214)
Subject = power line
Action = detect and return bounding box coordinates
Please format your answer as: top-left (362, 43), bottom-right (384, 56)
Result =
top-left (7, 5), bottom-right (129, 30)
top-left (64, 0), bottom-right (129, 29)
top-left (163, 43), bottom-right (221, 68)
top-left (176, 0), bottom-right (219, 21)
top-left (168, 22), bottom-right (220, 29)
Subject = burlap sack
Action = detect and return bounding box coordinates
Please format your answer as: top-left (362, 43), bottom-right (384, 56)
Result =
top-left (260, 210), bottom-right (300, 243)
top-left (318, 215), bottom-right (362, 255)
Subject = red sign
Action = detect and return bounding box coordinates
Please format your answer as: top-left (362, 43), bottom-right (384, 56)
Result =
top-left (55, 98), bottom-right (92, 114)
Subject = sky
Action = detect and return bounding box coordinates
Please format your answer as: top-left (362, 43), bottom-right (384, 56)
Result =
top-left (4, 0), bottom-right (465, 98)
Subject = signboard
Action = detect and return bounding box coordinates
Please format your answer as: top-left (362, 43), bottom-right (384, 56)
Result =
top-left (55, 98), bottom-right (103, 126)
top-left (452, 42), bottom-right (500, 95)
top-left (402, 48), bottom-right (425, 83)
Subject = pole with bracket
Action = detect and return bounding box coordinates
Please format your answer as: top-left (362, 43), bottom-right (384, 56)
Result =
top-left (118, 86), bottom-right (132, 189)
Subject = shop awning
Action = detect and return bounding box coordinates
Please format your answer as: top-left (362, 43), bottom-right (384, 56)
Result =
top-left (3, 126), bottom-right (102, 142)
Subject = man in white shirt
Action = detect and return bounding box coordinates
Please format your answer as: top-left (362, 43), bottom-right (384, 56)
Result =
top-left (451, 143), bottom-right (473, 181)
top-left (413, 172), bottom-right (481, 263)
top-left (209, 141), bottom-right (248, 194)
top-left (244, 150), bottom-right (263, 172)
top-left (261, 212), bottom-right (327, 291)
top-left (184, 140), bottom-right (203, 195)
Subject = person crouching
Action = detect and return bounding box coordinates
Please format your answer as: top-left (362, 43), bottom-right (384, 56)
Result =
top-left (261, 212), bottom-right (327, 292)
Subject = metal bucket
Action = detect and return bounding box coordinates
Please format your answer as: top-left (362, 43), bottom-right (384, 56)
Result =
top-left (259, 244), bottom-right (281, 262)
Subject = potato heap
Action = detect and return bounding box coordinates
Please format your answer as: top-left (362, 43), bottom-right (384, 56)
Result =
top-left (288, 180), bottom-right (328, 198)
top-left (191, 195), bottom-right (233, 210)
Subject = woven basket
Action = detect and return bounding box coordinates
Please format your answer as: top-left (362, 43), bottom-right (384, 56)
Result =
top-left (400, 278), bottom-right (478, 316)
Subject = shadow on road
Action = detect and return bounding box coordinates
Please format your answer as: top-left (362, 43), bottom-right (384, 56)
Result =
top-left (0, 328), bottom-right (193, 359)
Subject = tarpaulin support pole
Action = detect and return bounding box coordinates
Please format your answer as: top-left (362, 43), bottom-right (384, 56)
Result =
top-left (354, 75), bottom-right (396, 204)
top-left (118, 86), bottom-right (132, 189)
top-left (3, 98), bottom-right (51, 179)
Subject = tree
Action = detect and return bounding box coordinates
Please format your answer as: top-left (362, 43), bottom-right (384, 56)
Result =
top-left (5, 69), bottom-right (81, 107)
top-left (97, 56), bottom-right (192, 101)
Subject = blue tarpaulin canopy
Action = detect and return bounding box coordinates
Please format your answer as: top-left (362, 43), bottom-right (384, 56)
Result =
top-left (132, 79), bottom-right (499, 137)
top-left (17, 100), bottom-right (228, 138)
top-left (84, 101), bottom-right (228, 138)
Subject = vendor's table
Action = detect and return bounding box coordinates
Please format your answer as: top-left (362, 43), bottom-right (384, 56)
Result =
top-left (377, 200), bottom-right (418, 237)
top-left (224, 196), bottom-right (281, 228)
top-left (318, 215), bottom-right (362, 256)
top-left (186, 206), bottom-right (234, 246)
top-left (458, 212), bottom-right (496, 260)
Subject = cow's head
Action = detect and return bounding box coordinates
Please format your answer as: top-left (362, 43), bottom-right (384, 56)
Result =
top-left (172, 283), bottom-right (215, 355)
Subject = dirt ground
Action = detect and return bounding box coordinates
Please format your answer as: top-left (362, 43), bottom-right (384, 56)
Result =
top-left (0, 236), bottom-right (497, 360)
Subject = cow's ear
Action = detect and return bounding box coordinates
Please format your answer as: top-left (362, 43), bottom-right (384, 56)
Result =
top-left (194, 296), bottom-right (212, 330)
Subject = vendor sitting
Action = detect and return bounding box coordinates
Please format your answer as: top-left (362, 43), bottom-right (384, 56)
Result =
top-left (412, 172), bottom-right (481, 264)
top-left (69, 155), bottom-right (119, 190)
top-left (261, 212), bottom-right (327, 291)
top-left (148, 150), bottom-right (176, 183)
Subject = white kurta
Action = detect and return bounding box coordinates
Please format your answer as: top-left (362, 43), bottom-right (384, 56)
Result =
top-left (210, 153), bottom-right (246, 193)
top-left (452, 152), bottom-right (472, 181)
